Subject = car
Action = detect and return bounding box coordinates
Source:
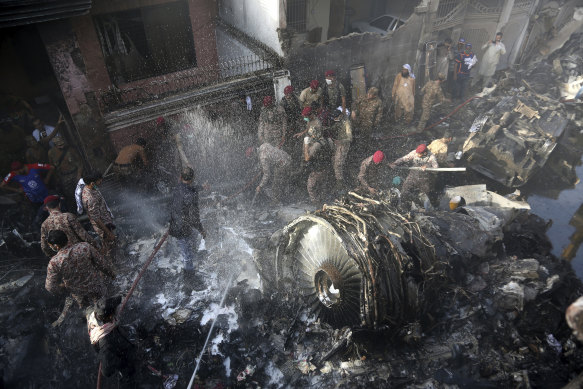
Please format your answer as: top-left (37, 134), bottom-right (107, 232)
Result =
top-left (351, 14), bottom-right (405, 35)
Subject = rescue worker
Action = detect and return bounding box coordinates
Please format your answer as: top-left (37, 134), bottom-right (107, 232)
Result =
top-left (436, 38), bottom-right (454, 82)
top-left (45, 229), bottom-right (115, 309)
top-left (358, 150), bottom-right (386, 195)
top-left (48, 136), bottom-right (83, 209)
top-left (449, 38), bottom-right (466, 94)
top-left (113, 138), bottom-right (148, 183)
top-left (392, 64), bottom-right (416, 124)
top-left (476, 32), bottom-right (506, 89)
top-left (417, 73), bottom-right (449, 132)
top-left (303, 107), bottom-right (333, 204)
top-left (280, 85), bottom-right (302, 141)
top-left (151, 117), bottom-right (183, 192)
top-left (331, 110), bottom-right (353, 191)
top-left (323, 70), bottom-right (346, 115)
top-left (390, 144), bottom-right (438, 207)
top-left (299, 80), bottom-right (323, 108)
top-left (255, 142), bottom-right (292, 203)
top-left (32, 115), bottom-right (64, 149)
top-left (24, 135), bottom-right (48, 164)
top-left (81, 171), bottom-right (116, 256)
top-left (454, 43), bottom-right (478, 100)
top-left (41, 195), bottom-right (97, 258)
top-left (427, 131), bottom-right (453, 165)
top-left (258, 96), bottom-right (286, 147)
top-left (87, 296), bottom-right (136, 387)
top-left (351, 87), bottom-right (383, 156)
top-left (169, 167), bottom-right (207, 280)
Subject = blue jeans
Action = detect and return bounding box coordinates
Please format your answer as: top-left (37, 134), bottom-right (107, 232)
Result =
top-left (176, 230), bottom-right (200, 271)
top-left (455, 75), bottom-right (470, 100)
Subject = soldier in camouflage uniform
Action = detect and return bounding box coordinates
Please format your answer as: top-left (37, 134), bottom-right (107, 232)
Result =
top-left (417, 73), bottom-right (449, 132)
top-left (82, 172), bottom-right (116, 256)
top-left (41, 195), bottom-right (97, 257)
top-left (45, 230), bottom-right (115, 308)
top-left (48, 136), bottom-right (83, 210)
top-left (331, 111), bottom-right (352, 190)
top-left (302, 107), bottom-right (333, 204)
top-left (299, 80), bottom-right (323, 108)
top-left (390, 144), bottom-right (438, 207)
top-left (323, 70), bottom-right (346, 114)
top-left (258, 96), bottom-right (287, 147)
top-left (351, 87), bottom-right (383, 156)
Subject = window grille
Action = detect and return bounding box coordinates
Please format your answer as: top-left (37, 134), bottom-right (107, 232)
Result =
top-left (286, 0), bottom-right (307, 33)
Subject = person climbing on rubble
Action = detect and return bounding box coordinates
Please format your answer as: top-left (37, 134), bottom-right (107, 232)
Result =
top-left (1, 161), bottom-right (55, 228)
top-left (253, 140), bottom-right (292, 204)
top-left (302, 107), bottom-right (333, 204)
top-left (323, 70), bottom-right (347, 116)
top-left (390, 144), bottom-right (438, 208)
top-left (169, 167), bottom-right (207, 288)
top-left (113, 138), bottom-right (148, 185)
top-left (48, 136), bottom-right (84, 211)
top-left (358, 150), bottom-right (386, 195)
top-left (258, 96), bottom-right (287, 147)
top-left (81, 171), bottom-right (116, 257)
top-left (417, 73), bottom-right (450, 132)
top-left (475, 32), bottom-right (506, 89)
top-left (87, 295), bottom-right (137, 387)
top-left (31, 115), bottom-right (65, 149)
top-left (351, 86), bottom-right (383, 157)
top-left (40, 195), bottom-right (97, 258)
top-left (45, 229), bottom-right (115, 309)
top-left (453, 43), bottom-right (478, 101)
top-left (392, 64), bottom-right (416, 125)
top-left (299, 80), bottom-right (323, 108)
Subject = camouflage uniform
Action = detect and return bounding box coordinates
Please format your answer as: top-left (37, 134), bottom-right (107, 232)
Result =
top-left (280, 94), bottom-right (302, 142)
top-left (82, 185), bottom-right (115, 255)
top-left (393, 150), bottom-right (438, 201)
top-left (306, 137), bottom-right (333, 203)
top-left (258, 105), bottom-right (287, 147)
top-left (41, 210), bottom-right (97, 257)
top-left (332, 118), bottom-right (352, 182)
top-left (45, 242), bottom-right (115, 308)
top-left (417, 80), bottom-right (445, 131)
top-left (358, 155), bottom-right (383, 191)
top-left (323, 81), bottom-right (346, 112)
top-left (353, 96), bottom-right (383, 155)
top-left (258, 143), bottom-right (291, 201)
top-left (299, 87), bottom-right (323, 108)
top-left (48, 145), bottom-right (83, 207)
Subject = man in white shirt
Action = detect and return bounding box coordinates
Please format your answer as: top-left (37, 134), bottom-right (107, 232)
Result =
top-left (32, 115), bottom-right (64, 149)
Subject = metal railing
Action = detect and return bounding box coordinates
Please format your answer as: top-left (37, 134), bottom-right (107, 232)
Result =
top-left (97, 52), bottom-right (276, 113)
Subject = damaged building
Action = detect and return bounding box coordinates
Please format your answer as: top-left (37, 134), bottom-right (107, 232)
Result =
top-left (2, 0), bottom-right (583, 388)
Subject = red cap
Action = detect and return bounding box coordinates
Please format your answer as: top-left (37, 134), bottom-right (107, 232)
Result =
top-left (245, 146), bottom-right (254, 158)
top-left (373, 150), bottom-right (385, 164)
top-left (263, 96), bottom-right (273, 107)
top-left (10, 161), bottom-right (23, 171)
top-left (284, 85), bottom-right (294, 95)
top-left (302, 107), bottom-right (312, 117)
top-left (416, 144), bottom-right (427, 154)
top-left (43, 195), bottom-right (60, 205)
top-left (156, 116), bottom-right (165, 125)
top-left (325, 70), bottom-right (335, 77)
top-left (310, 80), bottom-right (319, 89)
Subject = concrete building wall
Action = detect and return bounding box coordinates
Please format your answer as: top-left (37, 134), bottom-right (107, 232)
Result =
top-left (306, 0), bottom-right (331, 42)
top-left (219, 0), bottom-right (284, 56)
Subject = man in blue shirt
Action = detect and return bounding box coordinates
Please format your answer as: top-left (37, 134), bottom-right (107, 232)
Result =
top-left (453, 43), bottom-right (478, 100)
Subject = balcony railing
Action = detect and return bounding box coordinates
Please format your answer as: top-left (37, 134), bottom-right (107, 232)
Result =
top-left (97, 52), bottom-right (276, 113)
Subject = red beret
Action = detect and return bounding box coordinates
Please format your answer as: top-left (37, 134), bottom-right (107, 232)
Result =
top-left (325, 70), bottom-right (335, 77)
top-left (156, 116), bottom-right (165, 125)
top-left (416, 144), bottom-right (427, 154)
top-left (284, 85), bottom-right (294, 95)
top-left (310, 80), bottom-right (319, 89)
top-left (10, 161), bottom-right (23, 171)
top-left (43, 195), bottom-right (60, 205)
top-left (263, 96), bottom-right (273, 107)
top-left (302, 107), bottom-right (312, 117)
top-left (373, 150), bottom-right (385, 164)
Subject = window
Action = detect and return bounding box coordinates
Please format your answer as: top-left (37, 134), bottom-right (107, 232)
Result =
top-left (370, 16), bottom-right (394, 31)
top-left (94, 1), bottom-right (197, 84)
top-left (286, 0), bottom-right (307, 33)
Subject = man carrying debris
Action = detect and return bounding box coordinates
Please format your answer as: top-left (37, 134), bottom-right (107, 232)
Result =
top-left (113, 138), bottom-right (148, 183)
top-left (453, 43), bottom-right (478, 100)
top-left (476, 32), bottom-right (506, 89)
top-left (303, 107), bottom-right (333, 204)
top-left (428, 131), bottom-right (454, 165)
top-left (48, 136), bottom-right (83, 210)
top-left (358, 150), bottom-right (386, 195)
top-left (390, 144), bottom-right (438, 207)
top-left (45, 229), bottom-right (115, 308)
top-left (417, 73), bottom-right (449, 132)
top-left (392, 64), bottom-right (416, 124)
top-left (254, 141), bottom-right (291, 204)
top-left (351, 87), bottom-right (383, 156)
top-left (169, 167), bottom-right (207, 278)
top-left (323, 70), bottom-right (346, 115)
top-left (81, 171), bottom-right (116, 256)
top-left (41, 195), bottom-right (97, 258)
top-left (258, 96), bottom-right (287, 147)
top-left (299, 80), bottom-right (323, 108)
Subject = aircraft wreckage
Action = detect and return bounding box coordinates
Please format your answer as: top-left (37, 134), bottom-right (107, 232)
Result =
top-left (269, 187), bottom-right (531, 328)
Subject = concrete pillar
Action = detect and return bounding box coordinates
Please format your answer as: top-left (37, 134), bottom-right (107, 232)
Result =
top-left (496, 0), bottom-right (515, 32)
